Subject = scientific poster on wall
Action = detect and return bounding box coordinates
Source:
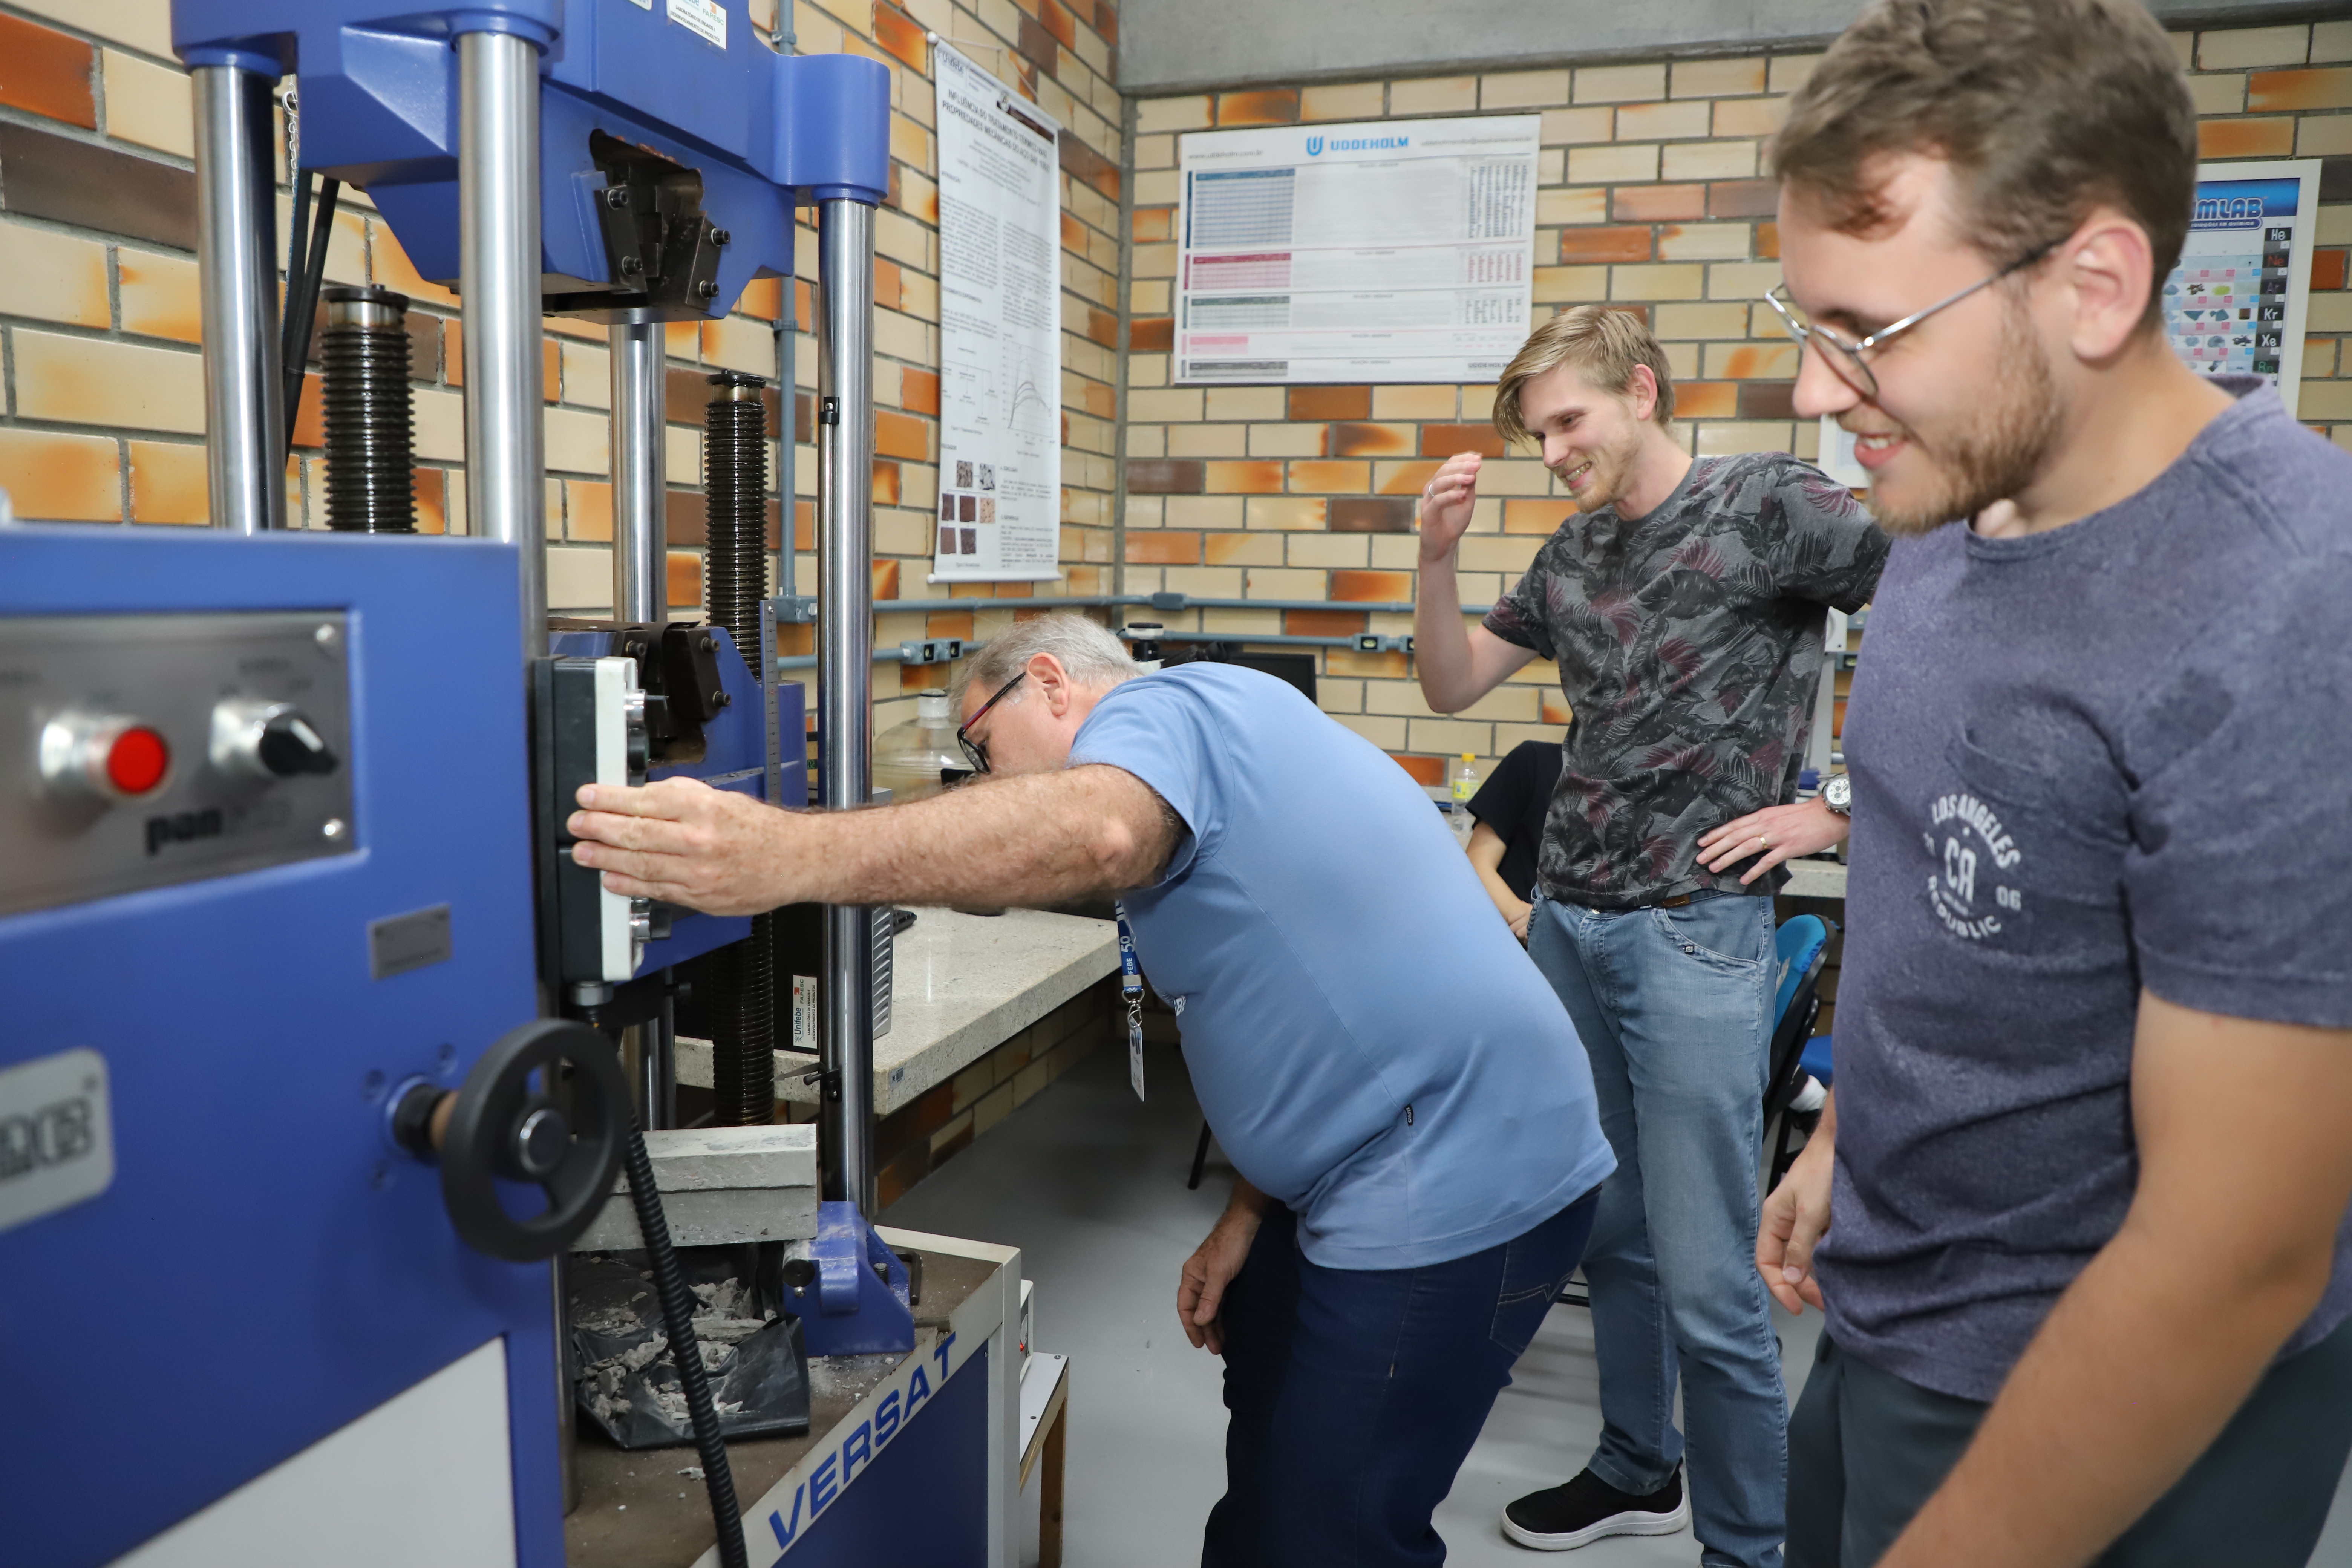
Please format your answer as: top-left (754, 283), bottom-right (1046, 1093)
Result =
top-left (2162, 159), bottom-right (2322, 416)
top-left (932, 43), bottom-right (1063, 583)
top-left (1174, 115), bottom-right (1540, 385)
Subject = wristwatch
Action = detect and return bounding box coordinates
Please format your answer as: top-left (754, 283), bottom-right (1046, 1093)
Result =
top-left (1821, 773), bottom-right (1852, 816)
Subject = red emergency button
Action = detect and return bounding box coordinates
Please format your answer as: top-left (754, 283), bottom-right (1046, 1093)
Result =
top-left (37, 712), bottom-right (175, 803)
top-left (104, 726), bottom-right (171, 796)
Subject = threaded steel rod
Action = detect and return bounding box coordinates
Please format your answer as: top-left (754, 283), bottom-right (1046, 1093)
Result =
top-left (320, 285), bottom-right (415, 532)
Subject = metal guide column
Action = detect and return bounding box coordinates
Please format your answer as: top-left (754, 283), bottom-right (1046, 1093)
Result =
top-left (608, 312), bottom-right (667, 625)
top-left (457, 28), bottom-right (548, 659)
top-left (816, 197), bottom-right (877, 1211)
top-left (190, 58), bottom-right (285, 535)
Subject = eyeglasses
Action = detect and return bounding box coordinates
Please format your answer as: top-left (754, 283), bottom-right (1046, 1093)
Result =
top-left (955, 672), bottom-right (1024, 773)
top-left (1761, 242), bottom-right (2055, 401)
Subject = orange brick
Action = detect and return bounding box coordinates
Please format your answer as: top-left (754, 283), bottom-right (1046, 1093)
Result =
top-left (667, 550), bottom-right (701, 608)
top-left (1328, 421), bottom-right (1415, 458)
top-left (873, 558), bottom-right (902, 600)
top-left (927, 610), bottom-right (976, 639)
top-left (1086, 306), bottom-right (1119, 348)
top-left (873, 459), bottom-right (901, 505)
top-left (902, 368), bottom-right (942, 416)
top-left (2313, 249), bottom-right (2348, 291)
top-left (1756, 222), bottom-right (1780, 260)
top-left (126, 440), bottom-right (208, 524)
top-left (1126, 530), bottom-right (1202, 564)
top-left (1541, 697), bottom-right (1572, 726)
top-left (1718, 344), bottom-right (1799, 379)
top-left (1081, 380), bottom-right (1116, 419)
top-left (0, 14), bottom-right (95, 129)
top-left (1041, 0), bottom-right (1078, 48)
top-left (1377, 461), bottom-right (1441, 496)
top-left (1217, 89), bottom-right (1299, 126)
top-left (1330, 569), bottom-right (1414, 603)
top-left (739, 276), bottom-right (783, 322)
top-left (874, 256), bottom-right (903, 310)
top-left (414, 469), bottom-right (449, 534)
top-left (875, 410), bottom-right (930, 461)
top-left (1130, 317), bottom-right (1174, 351)
top-left (795, 499), bottom-right (815, 552)
top-left (1559, 225), bottom-right (1655, 263)
top-left (1206, 460), bottom-right (1285, 492)
top-left (1390, 752), bottom-right (1445, 784)
top-left (0, 429), bottom-right (119, 521)
top-left (1676, 381), bottom-right (1739, 418)
top-left (2198, 118), bottom-right (2297, 158)
top-left (289, 373), bottom-right (325, 449)
top-left (871, 3), bottom-right (929, 70)
top-left (1133, 209), bottom-right (1172, 243)
top-left (1614, 185), bottom-right (1708, 222)
top-left (567, 478), bottom-right (613, 541)
top-left (1505, 499), bottom-right (1576, 535)
top-left (1204, 532), bottom-right (1268, 565)
top-left (1288, 459), bottom-right (1369, 492)
top-left (1287, 609), bottom-right (1366, 635)
top-left (1422, 423), bottom-right (1506, 459)
top-left (1290, 385), bottom-right (1372, 421)
top-left (2248, 67), bottom-right (2352, 111)
top-left (118, 250), bottom-right (201, 343)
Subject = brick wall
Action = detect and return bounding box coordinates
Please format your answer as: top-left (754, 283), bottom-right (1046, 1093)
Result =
top-left (1119, 21), bottom-right (2352, 784)
top-left (0, 0), bottom-right (1124, 732)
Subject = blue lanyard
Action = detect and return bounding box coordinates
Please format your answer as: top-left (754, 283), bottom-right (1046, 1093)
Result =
top-left (1115, 901), bottom-right (1144, 1101)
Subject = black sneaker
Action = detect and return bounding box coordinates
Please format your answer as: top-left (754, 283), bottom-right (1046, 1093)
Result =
top-left (1501, 1467), bottom-right (1690, 1551)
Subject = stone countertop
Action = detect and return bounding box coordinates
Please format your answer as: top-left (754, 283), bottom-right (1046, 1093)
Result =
top-left (677, 907), bottom-right (1118, 1119)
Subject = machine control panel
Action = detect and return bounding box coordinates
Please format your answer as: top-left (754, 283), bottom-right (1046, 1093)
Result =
top-left (0, 612), bottom-right (355, 918)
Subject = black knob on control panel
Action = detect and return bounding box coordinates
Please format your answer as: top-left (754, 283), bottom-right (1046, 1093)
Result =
top-left (256, 711), bottom-right (339, 777)
top-left (211, 700), bottom-right (339, 781)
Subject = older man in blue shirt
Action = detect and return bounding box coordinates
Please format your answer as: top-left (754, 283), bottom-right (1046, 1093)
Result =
top-left (569, 612), bottom-right (1614, 1566)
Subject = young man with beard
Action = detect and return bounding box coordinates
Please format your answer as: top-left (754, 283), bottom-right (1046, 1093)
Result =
top-left (1754, 2), bottom-right (2352, 1564)
top-left (1415, 307), bottom-right (1887, 1566)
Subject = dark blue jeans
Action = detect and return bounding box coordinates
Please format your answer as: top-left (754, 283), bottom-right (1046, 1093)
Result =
top-left (1200, 1189), bottom-right (1602, 1568)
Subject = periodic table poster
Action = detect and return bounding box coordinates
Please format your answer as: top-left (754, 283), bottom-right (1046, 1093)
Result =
top-left (2162, 160), bottom-right (2322, 417)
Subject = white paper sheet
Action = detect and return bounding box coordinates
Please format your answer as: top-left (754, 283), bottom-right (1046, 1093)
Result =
top-left (933, 44), bottom-right (1064, 582)
top-left (2161, 160), bottom-right (2322, 418)
top-left (1175, 116), bottom-right (1540, 385)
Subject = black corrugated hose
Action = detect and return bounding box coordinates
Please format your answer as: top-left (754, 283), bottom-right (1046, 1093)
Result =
top-left (621, 1116), bottom-right (749, 1568)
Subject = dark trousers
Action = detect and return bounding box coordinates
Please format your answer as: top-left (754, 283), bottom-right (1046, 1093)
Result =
top-left (1788, 1318), bottom-right (2352, 1568)
top-left (1200, 1190), bottom-right (1602, 1568)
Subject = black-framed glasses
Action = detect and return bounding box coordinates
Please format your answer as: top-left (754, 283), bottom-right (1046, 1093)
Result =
top-left (1762, 242), bottom-right (2056, 400)
top-left (956, 672), bottom-right (1024, 773)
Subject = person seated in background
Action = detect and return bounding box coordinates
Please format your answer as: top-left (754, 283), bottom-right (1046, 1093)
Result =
top-left (1464, 738), bottom-right (1564, 942)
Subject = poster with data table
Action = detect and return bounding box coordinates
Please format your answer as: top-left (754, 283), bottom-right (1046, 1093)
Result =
top-left (2162, 160), bottom-right (2322, 417)
top-left (933, 43), bottom-right (1063, 582)
top-left (1175, 116), bottom-right (1540, 385)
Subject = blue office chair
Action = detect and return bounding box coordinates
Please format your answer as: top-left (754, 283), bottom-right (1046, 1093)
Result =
top-left (1555, 914), bottom-right (1833, 1307)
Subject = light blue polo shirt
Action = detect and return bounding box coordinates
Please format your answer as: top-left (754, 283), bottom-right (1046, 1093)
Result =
top-left (1070, 663), bottom-right (1613, 1270)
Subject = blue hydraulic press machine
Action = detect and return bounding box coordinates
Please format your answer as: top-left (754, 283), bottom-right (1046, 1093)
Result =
top-left (0, 4), bottom-right (1022, 1565)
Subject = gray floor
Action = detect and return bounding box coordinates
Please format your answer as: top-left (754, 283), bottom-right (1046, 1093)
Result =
top-left (883, 1040), bottom-right (2352, 1567)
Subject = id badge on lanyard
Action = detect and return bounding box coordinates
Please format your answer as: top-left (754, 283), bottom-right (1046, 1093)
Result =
top-left (1115, 901), bottom-right (1144, 1101)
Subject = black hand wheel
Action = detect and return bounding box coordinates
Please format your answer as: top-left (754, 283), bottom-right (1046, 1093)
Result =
top-left (439, 1019), bottom-right (629, 1262)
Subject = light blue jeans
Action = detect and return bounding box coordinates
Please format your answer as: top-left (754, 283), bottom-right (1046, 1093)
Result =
top-left (1528, 888), bottom-right (1785, 1568)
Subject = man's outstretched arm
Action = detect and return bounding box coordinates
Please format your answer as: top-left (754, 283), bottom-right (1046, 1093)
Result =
top-left (1879, 991), bottom-right (2352, 1568)
top-left (567, 764), bottom-right (1179, 916)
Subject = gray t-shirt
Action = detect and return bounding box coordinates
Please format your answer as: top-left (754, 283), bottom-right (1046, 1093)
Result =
top-left (1818, 381), bottom-right (2352, 1403)
top-left (1485, 453), bottom-right (1886, 908)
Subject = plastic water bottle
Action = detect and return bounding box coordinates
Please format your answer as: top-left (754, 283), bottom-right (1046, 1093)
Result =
top-left (1449, 752), bottom-right (1480, 847)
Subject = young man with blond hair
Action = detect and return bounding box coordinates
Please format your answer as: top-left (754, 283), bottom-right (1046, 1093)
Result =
top-left (1416, 305), bottom-right (1886, 1565)
top-left (1756, 2), bottom-right (2352, 1563)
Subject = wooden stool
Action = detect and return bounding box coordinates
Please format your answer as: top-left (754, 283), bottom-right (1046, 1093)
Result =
top-left (1019, 1353), bottom-right (1070, 1568)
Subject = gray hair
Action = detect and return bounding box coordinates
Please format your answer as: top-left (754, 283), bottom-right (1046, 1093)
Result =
top-left (951, 612), bottom-right (1141, 706)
